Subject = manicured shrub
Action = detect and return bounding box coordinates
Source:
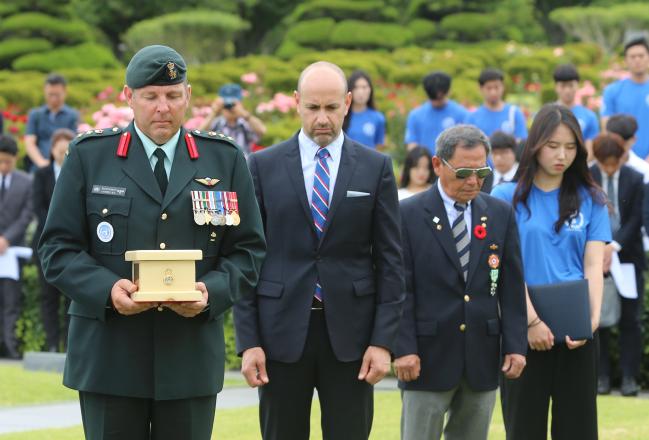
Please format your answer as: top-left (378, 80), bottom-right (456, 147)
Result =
top-left (12, 43), bottom-right (120, 72)
top-left (284, 18), bottom-right (336, 48)
top-left (439, 13), bottom-right (496, 42)
top-left (0, 38), bottom-right (52, 67)
top-left (330, 20), bottom-right (414, 50)
top-left (0, 13), bottom-right (92, 44)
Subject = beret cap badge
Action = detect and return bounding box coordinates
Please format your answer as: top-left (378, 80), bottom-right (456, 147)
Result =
top-left (167, 62), bottom-right (177, 80)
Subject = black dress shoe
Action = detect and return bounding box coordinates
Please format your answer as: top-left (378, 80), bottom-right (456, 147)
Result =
top-left (621, 377), bottom-right (640, 396)
top-left (597, 376), bottom-right (611, 395)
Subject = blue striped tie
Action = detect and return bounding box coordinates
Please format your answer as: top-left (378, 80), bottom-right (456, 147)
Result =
top-left (453, 202), bottom-right (470, 282)
top-left (311, 148), bottom-right (330, 302)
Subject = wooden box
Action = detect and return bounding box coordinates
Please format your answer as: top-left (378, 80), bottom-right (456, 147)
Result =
top-left (125, 250), bottom-right (203, 302)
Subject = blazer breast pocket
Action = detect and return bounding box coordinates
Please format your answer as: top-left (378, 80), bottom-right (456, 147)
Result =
top-left (86, 195), bottom-right (131, 255)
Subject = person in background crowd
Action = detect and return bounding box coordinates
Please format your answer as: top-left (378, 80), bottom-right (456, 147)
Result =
top-left (590, 133), bottom-right (645, 397)
top-left (342, 70), bottom-right (386, 149)
top-left (234, 61), bottom-right (403, 440)
top-left (601, 37), bottom-right (649, 160)
top-left (483, 130), bottom-right (519, 193)
top-left (492, 104), bottom-right (608, 440)
top-left (24, 74), bottom-right (78, 171)
top-left (465, 68), bottom-right (527, 142)
top-left (398, 146), bottom-right (434, 200)
top-left (405, 71), bottom-right (469, 154)
top-left (606, 114), bottom-right (649, 183)
top-left (0, 112), bottom-right (3, 134)
top-left (553, 64), bottom-right (600, 160)
top-left (33, 128), bottom-right (75, 352)
top-left (395, 125), bottom-right (527, 440)
top-left (0, 135), bottom-right (33, 359)
top-left (199, 83), bottom-right (266, 156)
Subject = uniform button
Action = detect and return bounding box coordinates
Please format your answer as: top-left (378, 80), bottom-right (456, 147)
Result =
top-left (464, 295), bottom-right (470, 302)
top-left (159, 243), bottom-right (166, 249)
top-left (157, 305), bottom-right (164, 312)
top-left (102, 208), bottom-right (108, 215)
top-left (460, 324), bottom-right (466, 332)
top-left (161, 213), bottom-right (168, 220)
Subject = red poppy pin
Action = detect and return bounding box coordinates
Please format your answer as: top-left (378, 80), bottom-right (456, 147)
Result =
top-left (473, 224), bottom-right (486, 240)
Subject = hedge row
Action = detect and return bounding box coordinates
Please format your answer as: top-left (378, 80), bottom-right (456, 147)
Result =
top-left (0, 13), bottom-right (93, 45)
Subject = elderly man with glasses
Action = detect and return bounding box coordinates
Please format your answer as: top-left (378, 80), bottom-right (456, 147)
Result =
top-left (394, 124), bottom-right (528, 440)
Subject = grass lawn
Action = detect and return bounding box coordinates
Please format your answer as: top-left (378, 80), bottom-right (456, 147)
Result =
top-left (0, 365), bottom-right (245, 407)
top-left (1, 391), bottom-right (649, 439)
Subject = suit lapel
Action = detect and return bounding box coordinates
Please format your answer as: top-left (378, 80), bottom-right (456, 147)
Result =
top-left (466, 194), bottom-right (488, 286)
top-left (320, 138), bottom-right (358, 243)
top-left (161, 128), bottom-right (197, 211)
top-left (284, 136), bottom-right (316, 234)
top-left (121, 123), bottom-right (162, 204)
top-left (423, 186), bottom-right (463, 274)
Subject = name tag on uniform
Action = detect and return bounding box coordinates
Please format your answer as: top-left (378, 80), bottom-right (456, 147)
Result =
top-left (92, 185), bottom-right (126, 197)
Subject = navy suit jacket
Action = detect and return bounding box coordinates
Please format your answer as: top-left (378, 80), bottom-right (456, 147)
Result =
top-left (234, 134), bottom-right (404, 363)
top-left (396, 185), bottom-right (527, 392)
top-left (591, 164), bottom-right (645, 271)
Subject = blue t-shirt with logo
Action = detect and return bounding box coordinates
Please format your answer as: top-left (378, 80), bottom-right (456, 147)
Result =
top-left (465, 103), bottom-right (527, 140)
top-left (346, 108), bottom-right (386, 148)
top-left (570, 104), bottom-right (599, 141)
top-left (404, 100), bottom-right (469, 154)
top-left (602, 78), bottom-right (649, 159)
top-left (491, 182), bottom-right (610, 286)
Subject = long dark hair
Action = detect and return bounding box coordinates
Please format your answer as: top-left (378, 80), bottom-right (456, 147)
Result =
top-left (400, 146), bottom-right (434, 188)
top-left (513, 104), bottom-right (605, 232)
top-left (343, 70), bottom-right (375, 132)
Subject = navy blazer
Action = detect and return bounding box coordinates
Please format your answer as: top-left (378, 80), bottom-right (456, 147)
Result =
top-left (591, 164), bottom-right (645, 271)
top-left (32, 163), bottom-right (56, 249)
top-left (234, 134), bottom-right (404, 363)
top-left (396, 185), bottom-right (527, 392)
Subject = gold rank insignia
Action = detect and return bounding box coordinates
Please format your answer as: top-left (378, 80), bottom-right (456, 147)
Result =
top-left (195, 177), bottom-right (220, 187)
top-left (167, 62), bottom-right (177, 80)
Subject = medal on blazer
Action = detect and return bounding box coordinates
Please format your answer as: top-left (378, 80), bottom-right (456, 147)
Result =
top-left (214, 192), bottom-right (227, 225)
top-left (191, 190), bottom-right (209, 225)
top-left (223, 192), bottom-right (234, 226)
top-left (488, 253), bottom-right (500, 296)
top-left (230, 191), bottom-right (241, 226)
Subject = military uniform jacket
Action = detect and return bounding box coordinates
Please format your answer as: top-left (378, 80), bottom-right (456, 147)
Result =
top-left (38, 123), bottom-right (265, 400)
top-left (395, 185), bottom-right (527, 392)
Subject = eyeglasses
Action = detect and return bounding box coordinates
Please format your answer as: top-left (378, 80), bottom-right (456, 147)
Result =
top-left (441, 158), bottom-right (492, 179)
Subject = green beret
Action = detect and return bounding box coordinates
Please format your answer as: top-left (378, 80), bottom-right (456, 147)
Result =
top-left (125, 45), bottom-right (187, 89)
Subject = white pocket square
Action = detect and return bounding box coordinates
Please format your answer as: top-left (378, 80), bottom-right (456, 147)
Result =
top-left (346, 190), bottom-right (371, 198)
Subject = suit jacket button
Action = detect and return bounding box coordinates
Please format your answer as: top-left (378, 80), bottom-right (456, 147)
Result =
top-left (464, 295), bottom-right (470, 302)
top-left (161, 213), bottom-right (168, 220)
top-left (159, 242), bottom-right (166, 249)
top-left (460, 323), bottom-right (466, 332)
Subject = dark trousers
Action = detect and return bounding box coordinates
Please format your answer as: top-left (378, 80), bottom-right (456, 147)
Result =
top-left (259, 310), bottom-right (373, 440)
top-left (501, 333), bottom-right (599, 440)
top-left (0, 278), bottom-right (22, 357)
top-left (79, 391), bottom-right (216, 440)
top-left (38, 264), bottom-right (70, 351)
top-left (599, 271), bottom-right (644, 378)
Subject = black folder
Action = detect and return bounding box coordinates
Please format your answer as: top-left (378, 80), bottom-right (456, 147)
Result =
top-left (528, 279), bottom-right (593, 342)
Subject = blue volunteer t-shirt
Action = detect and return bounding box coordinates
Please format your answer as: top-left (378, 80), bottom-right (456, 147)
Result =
top-left (570, 105), bottom-right (599, 141)
top-left (602, 78), bottom-right (649, 159)
top-left (491, 182), bottom-right (611, 286)
top-left (346, 108), bottom-right (386, 148)
top-left (404, 100), bottom-right (469, 154)
top-left (465, 103), bottom-right (527, 140)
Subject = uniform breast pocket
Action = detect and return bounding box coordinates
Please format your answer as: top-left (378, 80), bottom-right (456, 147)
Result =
top-left (86, 195), bottom-right (131, 255)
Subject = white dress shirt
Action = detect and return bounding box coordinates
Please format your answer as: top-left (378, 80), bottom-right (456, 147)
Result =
top-left (601, 168), bottom-right (622, 251)
top-left (53, 162), bottom-right (62, 181)
top-left (438, 179), bottom-right (472, 232)
top-left (299, 129), bottom-right (344, 205)
top-left (626, 151), bottom-right (649, 184)
top-left (492, 162), bottom-right (519, 187)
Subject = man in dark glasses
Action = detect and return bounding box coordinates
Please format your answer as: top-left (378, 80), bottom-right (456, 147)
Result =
top-left (394, 124), bottom-right (527, 440)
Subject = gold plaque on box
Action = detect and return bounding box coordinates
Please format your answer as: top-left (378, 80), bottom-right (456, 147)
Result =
top-left (125, 250), bottom-right (203, 302)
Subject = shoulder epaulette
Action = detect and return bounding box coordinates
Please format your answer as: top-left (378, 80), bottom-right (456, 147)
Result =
top-left (188, 129), bottom-right (239, 149)
top-left (71, 127), bottom-right (123, 146)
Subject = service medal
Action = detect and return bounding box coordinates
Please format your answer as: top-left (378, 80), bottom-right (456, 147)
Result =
top-left (194, 212), bottom-right (206, 225)
top-left (231, 211), bottom-right (241, 226)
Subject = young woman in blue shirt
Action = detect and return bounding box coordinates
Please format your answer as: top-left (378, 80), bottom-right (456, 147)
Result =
top-left (342, 70), bottom-right (386, 149)
top-left (492, 104), bottom-right (610, 440)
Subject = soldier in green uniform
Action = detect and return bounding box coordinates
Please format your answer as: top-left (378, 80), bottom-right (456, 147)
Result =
top-left (38, 45), bottom-right (266, 440)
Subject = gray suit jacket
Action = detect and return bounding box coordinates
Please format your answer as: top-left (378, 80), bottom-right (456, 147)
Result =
top-left (0, 170), bottom-right (33, 246)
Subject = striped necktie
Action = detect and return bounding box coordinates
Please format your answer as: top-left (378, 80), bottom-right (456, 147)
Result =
top-left (453, 202), bottom-right (470, 281)
top-left (311, 147), bottom-right (330, 302)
